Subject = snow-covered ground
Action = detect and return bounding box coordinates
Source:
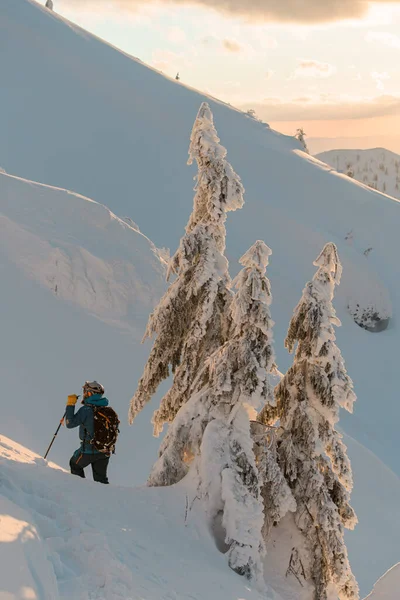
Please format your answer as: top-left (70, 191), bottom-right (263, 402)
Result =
top-left (316, 148), bottom-right (400, 200)
top-left (1, 432), bottom-right (399, 600)
top-left (365, 564), bottom-right (400, 599)
top-left (0, 435), bottom-right (279, 600)
top-left (1, 0), bottom-right (400, 598)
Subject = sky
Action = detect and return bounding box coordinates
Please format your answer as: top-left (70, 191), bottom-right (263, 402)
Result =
top-left (57, 0), bottom-right (400, 153)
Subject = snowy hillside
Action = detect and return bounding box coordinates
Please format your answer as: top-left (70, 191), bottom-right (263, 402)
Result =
top-left (316, 148), bottom-right (400, 200)
top-left (2, 0), bottom-right (400, 479)
top-left (0, 170), bottom-right (168, 486)
top-left (365, 564), bottom-right (400, 599)
top-left (1, 434), bottom-right (399, 600)
top-left (1, 167), bottom-right (399, 600)
top-left (0, 434), bottom-right (277, 600)
top-left (0, 436), bottom-right (400, 600)
top-left (0, 171), bottom-right (166, 333)
top-left (2, 0), bottom-right (400, 597)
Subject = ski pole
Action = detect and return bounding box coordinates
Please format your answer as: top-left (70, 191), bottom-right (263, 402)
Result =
top-left (44, 412), bottom-right (66, 460)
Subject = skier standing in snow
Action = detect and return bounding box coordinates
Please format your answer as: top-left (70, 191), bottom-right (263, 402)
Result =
top-left (66, 381), bottom-right (119, 484)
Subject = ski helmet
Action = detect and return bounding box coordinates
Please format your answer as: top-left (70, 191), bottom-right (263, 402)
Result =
top-left (83, 381), bottom-right (105, 396)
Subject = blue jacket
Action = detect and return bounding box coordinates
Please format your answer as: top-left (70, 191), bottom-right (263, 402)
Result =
top-left (66, 394), bottom-right (109, 454)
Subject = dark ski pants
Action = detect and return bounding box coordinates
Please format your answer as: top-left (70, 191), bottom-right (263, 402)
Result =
top-left (70, 451), bottom-right (110, 484)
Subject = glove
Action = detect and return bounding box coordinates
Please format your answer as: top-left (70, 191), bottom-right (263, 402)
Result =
top-left (67, 394), bottom-right (78, 406)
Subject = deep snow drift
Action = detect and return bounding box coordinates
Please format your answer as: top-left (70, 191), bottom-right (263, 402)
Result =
top-left (1, 0), bottom-right (400, 596)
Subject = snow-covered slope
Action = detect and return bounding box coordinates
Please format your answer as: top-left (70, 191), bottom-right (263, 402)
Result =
top-left (2, 0), bottom-right (400, 596)
top-left (316, 148), bottom-right (400, 200)
top-left (1, 169), bottom-right (399, 598)
top-left (0, 434), bottom-right (278, 600)
top-left (262, 432), bottom-right (400, 600)
top-left (1, 434), bottom-right (399, 600)
top-left (2, 0), bottom-right (400, 479)
top-left (365, 564), bottom-right (400, 599)
top-left (0, 170), bottom-right (168, 486)
top-left (0, 171), bottom-right (166, 333)
top-left (1, 166), bottom-right (399, 599)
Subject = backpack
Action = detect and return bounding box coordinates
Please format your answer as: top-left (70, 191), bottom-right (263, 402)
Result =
top-left (90, 406), bottom-right (120, 454)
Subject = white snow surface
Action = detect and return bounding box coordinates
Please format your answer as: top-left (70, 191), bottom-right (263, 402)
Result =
top-left (0, 435), bottom-right (279, 600)
top-left (0, 433), bottom-right (398, 600)
top-left (316, 148), bottom-right (400, 200)
top-left (364, 564), bottom-right (400, 599)
top-left (0, 171), bottom-right (166, 333)
top-left (1, 0), bottom-right (400, 597)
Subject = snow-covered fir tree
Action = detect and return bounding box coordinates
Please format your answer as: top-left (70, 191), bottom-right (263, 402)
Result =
top-left (230, 240), bottom-right (295, 538)
top-left (274, 243), bottom-right (359, 600)
top-left (129, 101), bottom-right (244, 442)
top-left (295, 128), bottom-right (309, 154)
top-left (252, 421), bottom-right (296, 538)
top-left (151, 241), bottom-right (284, 581)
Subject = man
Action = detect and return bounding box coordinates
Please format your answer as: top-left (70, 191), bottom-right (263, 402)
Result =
top-left (66, 381), bottom-right (112, 484)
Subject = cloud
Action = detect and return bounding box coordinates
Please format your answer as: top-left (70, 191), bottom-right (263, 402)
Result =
top-left (292, 60), bottom-right (336, 79)
top-left (151, 49), bottom-right (192, 72)
top-left (222, 39), bottom-right (243, 52)
top-left (166, 26), bottom-right (187, 44)
top-left (239, 95), bottom-right (400, 122)
top-left (366, 31), bottom-right (400, 49)
top-left (258, 35), bottom-right (278, 50)
top-left (201, 35), bottom-right (255, 56)
top-left (371, 71), bottom-right (390, 91)
top-left (65, 0), bottom-right (400, 24)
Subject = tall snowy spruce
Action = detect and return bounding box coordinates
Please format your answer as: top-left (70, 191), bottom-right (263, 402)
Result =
top-left (152, 241), bottom-right (283, 581)
top-left (228, 241), bottom-right (295, 539)
top-left (129, 102), bottom-right (244, 470)
top-left (275, 243), bottom-right (359, 600)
